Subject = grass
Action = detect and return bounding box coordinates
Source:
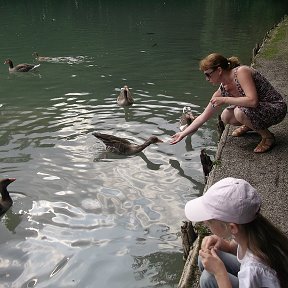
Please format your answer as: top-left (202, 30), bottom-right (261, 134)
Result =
top-left (260, 15), bottom-right (288, 59)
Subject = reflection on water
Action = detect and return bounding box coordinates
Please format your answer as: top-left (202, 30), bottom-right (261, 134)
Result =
top-left (0, 1), bottom-right (287, 287)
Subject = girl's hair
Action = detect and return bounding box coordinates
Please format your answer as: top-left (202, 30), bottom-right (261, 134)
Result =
top-left (242, 214), bottom-right (288, 287)
top-left (199, 53), bottom-right (240, 71)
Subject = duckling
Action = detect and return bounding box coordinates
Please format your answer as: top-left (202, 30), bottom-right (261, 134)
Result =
top-left (32, 52), bottom-right (53, 62)
top-left (117, 85), bottom-right (134, 107)
top-left (0, 178), bottom-right (16, 216)
top-left (179, 106), bottom-right (196, 131)
top-left (4, 59), bottom-right (40, 72)
top-left (93, 132), bottom-right (163, 155)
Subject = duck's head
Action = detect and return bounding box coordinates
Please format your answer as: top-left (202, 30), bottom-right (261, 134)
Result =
top-left (121, 85), bottom-right (130, 94)
top-left (183, 106), bottom-right (192, 114)
top-left (4, 59), bottom-right (12, 65)
top-left (0, 178), bottom-right (16, 187)
top-left (147, 136), bottom-right (163, 144)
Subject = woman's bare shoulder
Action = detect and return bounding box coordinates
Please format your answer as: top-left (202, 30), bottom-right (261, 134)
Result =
top-left (235, 65), bottom-right (254, 80)
top-left (236, 65), bottom-right (252, 73)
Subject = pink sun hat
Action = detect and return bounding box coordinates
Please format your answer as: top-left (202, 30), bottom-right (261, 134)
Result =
top-left (185, 177), bottom-right (261, 224)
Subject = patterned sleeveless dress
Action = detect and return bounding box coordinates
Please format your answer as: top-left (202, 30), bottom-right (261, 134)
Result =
top-left (220, 66), bottom-right (287, 130)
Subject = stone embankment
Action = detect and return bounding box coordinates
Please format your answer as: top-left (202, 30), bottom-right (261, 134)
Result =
top-left (178, 15), bottom-right (288, 288)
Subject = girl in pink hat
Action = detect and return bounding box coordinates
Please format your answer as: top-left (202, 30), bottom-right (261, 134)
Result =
top-left (185, 177), bottom-right (288, 287)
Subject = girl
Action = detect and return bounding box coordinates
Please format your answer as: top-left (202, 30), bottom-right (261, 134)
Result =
top-left (184, 177), bottom-right (288, 287)
top-left (170, 53), bottom-right (287, 153)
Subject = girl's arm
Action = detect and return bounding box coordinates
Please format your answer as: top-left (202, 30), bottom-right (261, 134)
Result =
top-left (199, 248), bottom-right (232, 288)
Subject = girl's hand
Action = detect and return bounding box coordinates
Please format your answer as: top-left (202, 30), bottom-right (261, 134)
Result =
top-left (170, 132), bottom-right (185, 145)
top-left (199, 248), bottom-right (226, 276)
top-left (201, 235), bottom-right (222, 250)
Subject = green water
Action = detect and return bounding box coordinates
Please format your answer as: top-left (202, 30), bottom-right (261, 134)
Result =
top-left (0, 1), bottom-right (287, 287)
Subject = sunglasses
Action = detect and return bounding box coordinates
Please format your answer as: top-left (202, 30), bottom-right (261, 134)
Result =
top-left (204, 65), bottom-right (220, 79)
top-left (204, 69), bottom-right (216, 79)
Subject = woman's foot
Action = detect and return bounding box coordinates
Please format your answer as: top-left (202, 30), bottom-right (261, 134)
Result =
top-left (232, 125), bottom-right (252, 137)
top-left (254, 134), bottom-right (275, 153)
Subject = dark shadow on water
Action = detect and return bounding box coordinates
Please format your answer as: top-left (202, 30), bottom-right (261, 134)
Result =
top-left (93, 150), bottom-right (162, 170)
top-left (169, 158), bottom-right (200, 186)
top-left (1, 209), bottom-right (22, 233)
top-left (138, 152), bottom-right (162, 170)
top-left (184, 135), bottom-right (193, 151)
top-left (123, 106), bottom-right (134, 121)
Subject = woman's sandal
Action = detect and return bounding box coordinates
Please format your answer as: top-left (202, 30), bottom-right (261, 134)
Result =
top-left (254, 134), bottom-right (275, 153)
top-left (232, 125), bottom-right (252, 137)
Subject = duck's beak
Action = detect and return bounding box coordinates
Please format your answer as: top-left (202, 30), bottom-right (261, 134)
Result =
top-left (9, 178), bottom-right (16, 182)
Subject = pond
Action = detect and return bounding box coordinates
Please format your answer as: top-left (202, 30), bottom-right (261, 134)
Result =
top-left (0, 1), bottom-right (287, 287)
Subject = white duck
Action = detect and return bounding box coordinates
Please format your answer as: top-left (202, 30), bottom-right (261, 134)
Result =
top-left (179, 106), bottom-right (196, 131)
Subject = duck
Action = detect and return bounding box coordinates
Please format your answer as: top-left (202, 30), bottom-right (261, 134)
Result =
top-left (32, 52), bottom-right (53, 62)
top-left (117, 85), bottom-right (134, 107)
top-left (200, 149), bottom-right (213, 181)
top-left (179, 106), bottom-right (196, 131)
top-left (92, 132), bottom-right (163, 155)
top-left (0, 178), bottom-right (16, 216)
top-left (217, 114), bottom-right (225, 140)
top-left (4, 59), bottom-right (40, 72)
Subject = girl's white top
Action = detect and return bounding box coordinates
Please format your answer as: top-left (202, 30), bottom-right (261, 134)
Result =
top-left (237, 247), bottom-right (280, 288)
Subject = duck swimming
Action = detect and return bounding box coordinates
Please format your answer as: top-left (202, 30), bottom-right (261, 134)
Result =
top-left (32, 52), bottom-right (53, 62)
top-left (0, 178), bottom-right (16, 216)
top-left (117, 85), bottom-right (134, 107)
top-left (4, 59), bottom-right (40, 72)
top-left (179, 106), bottom-right (196, 131)
top-left (93, 132), bottom-right (163, 155)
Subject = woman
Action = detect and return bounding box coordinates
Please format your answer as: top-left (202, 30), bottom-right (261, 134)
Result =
top-left (185, 177), bottom-right (288, 287)
top-left (170, 53), bottom-right (287, 153)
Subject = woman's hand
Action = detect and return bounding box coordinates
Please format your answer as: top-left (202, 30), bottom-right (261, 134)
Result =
top-left (210, 96), bottom-right (226, 108)
top-left (170, 131), bottom-right (185, 145)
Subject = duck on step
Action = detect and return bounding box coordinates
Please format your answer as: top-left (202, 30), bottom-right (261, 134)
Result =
top-left (4, 59), bottom-right (40, 72)
top-left (93, 132), bottom-right (163, 155)
top-left (0, 178), bottom-right (16, 216)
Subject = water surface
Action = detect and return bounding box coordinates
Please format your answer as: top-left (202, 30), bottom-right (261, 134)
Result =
top-left (0, 1), bottom-right (287, 287)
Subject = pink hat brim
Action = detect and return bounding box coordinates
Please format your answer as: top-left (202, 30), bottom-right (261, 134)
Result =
top-left (184, 196), bottom-right (213, 222)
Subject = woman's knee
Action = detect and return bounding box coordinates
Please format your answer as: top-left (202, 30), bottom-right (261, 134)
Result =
top-left (221, 109), bottom-right (235, 124)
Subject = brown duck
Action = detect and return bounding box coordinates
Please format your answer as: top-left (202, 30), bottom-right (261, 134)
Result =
top-left (4, 59), bottom-right (40, 72)
top-left (93, 132), bottom-right (163, 155)
top-left (117, 85), bottom-right (134, 107)
top-left (32, 52), bottom-right (53, 62)
top-left (0, 178), bottom-right (16, 216)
